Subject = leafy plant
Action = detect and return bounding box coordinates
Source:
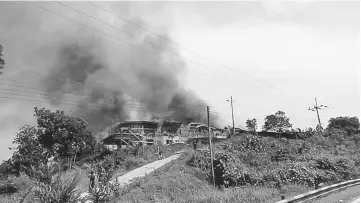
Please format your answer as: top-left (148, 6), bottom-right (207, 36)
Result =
top-left (88, 181), bottom-right (120, 203)
top-left (246, 119), bottom-right (257, 135)
top-left (32, 173), bottom-right (81, 203)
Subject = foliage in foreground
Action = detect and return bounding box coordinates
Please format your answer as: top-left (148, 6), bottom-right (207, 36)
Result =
top-left (32, 173), bottom-right (81, 203)
top-left (4, 107), bottom-right (96, 181)
top-left (188, 127), bottom-right (360, 190)
top-left (113, 151), bottom-right (308, 203)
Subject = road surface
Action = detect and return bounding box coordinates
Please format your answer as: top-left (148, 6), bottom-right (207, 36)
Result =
top-left (308, 185), bottom-right (360, 203)
top-left (348, 197), bottom-right (360, 203)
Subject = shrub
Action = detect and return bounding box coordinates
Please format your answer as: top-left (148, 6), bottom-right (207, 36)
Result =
top-left (188, 132), bottom-right (360, 190)
top-left (0, 180), bottom-right (18, 195)
top-left (32, 173), bottom-right (81, 203)
top-left (88, 180), bottom-right (120, 203)
top-left (27, 163), bottom-right (59, 185)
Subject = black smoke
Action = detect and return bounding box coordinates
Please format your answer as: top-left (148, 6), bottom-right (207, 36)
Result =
top-left (37, 4), bottom-right (218, 135)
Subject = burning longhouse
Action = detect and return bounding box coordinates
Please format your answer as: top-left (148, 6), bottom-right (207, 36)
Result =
top-left (101, 120), bottom-right (226, 150)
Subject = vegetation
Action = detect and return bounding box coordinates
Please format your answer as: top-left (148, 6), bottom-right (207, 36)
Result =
top-left (263, 111), bottom-right (292, 133)
top-left (112, 149), bottom-right (309, 203)
top-left (246, 118), bottom-right (257, 135)
top-left (188, 117), bottom-right (359, 192)
top-left (7, 107), bottom-right (96, 180)
top-left (0, 105), bottom-right (358, 203)
top-left (107, 116), bottom-right (359, 203)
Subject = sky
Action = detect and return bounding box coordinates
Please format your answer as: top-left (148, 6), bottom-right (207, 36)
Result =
top-left (0, 1), bottom-right (359, 162)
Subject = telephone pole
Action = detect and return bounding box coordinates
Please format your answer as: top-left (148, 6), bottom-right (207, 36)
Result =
top-left (207, 106), bottom-right (215, 187)
top-left (308, 97), bottom-right (329, 130)
top-left (226, 96), bottom-right (235, 135)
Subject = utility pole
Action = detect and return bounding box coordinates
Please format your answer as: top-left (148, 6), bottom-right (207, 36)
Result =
top-left (207, 106), bottom-right (215, 187)
top-left (308, 97), bottom-right (329, 130)
top-left (226, 96), bottom-right (235, 135)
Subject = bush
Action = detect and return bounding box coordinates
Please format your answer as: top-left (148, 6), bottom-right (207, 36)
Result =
top-left (32, 173), bottom-right (81, 203)
top-left (0, 180), bottom-right (18, 195)
top-left (188, 133), bottom-right (360, 189)
top-left (88, 181), bottom-right (120, 203)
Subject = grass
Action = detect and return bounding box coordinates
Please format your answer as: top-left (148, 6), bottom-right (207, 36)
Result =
top-left (3, 131), bottom-right (358, 202)
top-left (111, 132), bottom-right (359, 203)
top-left (112, 149), bottom-right (310, 203)
top-left (0, 143), bottom-right (189, 202)
top-left (0, 175), bottom-right (35, 203)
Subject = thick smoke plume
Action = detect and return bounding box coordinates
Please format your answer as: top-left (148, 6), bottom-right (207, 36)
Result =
top-left (36, 4), bottom-right (218, 135)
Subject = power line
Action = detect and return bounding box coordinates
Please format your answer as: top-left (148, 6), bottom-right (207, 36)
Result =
top-left (0, 92), bottom-right (145, 108)
top-left (58, 1), bottom-right (257, 87)
top-left (0, 90), bottom-right (146, 108)
top-left (84, 1), bottom-right (310, 102)
top-left (7, 2), bottom-right (310, 120)
top-left (0, 90), bottom-right (227, 116)
top-left (0, 78), bottom-right (236, 114)
top-left (15, 2), bottom-right (303, 110)
top-left (0, 81), bottom-right (141, 105)
top-left (4, 67), bottom-right (88, 88)
top-left (0, 95), bottom-right (146, 110)
top-left (26, 2), bottom-right (220, 80)
top-left (84, 1), bottom-right (261, 86)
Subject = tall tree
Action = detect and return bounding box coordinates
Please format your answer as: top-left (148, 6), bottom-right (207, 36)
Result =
top-left (10, 125), bottom-right (51, 177)
top-left (327, 116), bottom-right (360, 135)
top-left (263, 111), bottom-right (292, 133)
top-left (0, 45), bottom-right (5, 75)
top-left (246, 118), bottom-right (257, 135)
top-left (34, 107), bottom-right (95, 161)
top-left (9, 107), bottom-right (96, 175)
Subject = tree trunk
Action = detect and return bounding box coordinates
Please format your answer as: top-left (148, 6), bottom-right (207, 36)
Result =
top-left (73, 153), bottom-right (77, 168)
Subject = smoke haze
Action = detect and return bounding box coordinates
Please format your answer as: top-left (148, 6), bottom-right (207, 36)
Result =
top-left (0, 2), bottom-right (217, 137)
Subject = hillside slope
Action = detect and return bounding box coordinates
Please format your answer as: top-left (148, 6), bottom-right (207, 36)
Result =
top-left (113, 149), bottom-right (308, 203)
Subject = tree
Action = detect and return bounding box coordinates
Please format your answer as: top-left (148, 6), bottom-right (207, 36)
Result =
top-left (10, 125), bottom-right (51, 177)
top-left (34, 107), bottom-right (95, 162)
top-left (10, 108), bottom-right (96, 176)
top-left (263, 111), bottom-right (292, 133)
top-left (327, 116), bottom-right (360, 135)
top-left (0, 45), bottom-right (5, 75)
top-left (0, 159), bottom-right (17, 178)
top-left (246, 118), bottom-right (257, 135)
